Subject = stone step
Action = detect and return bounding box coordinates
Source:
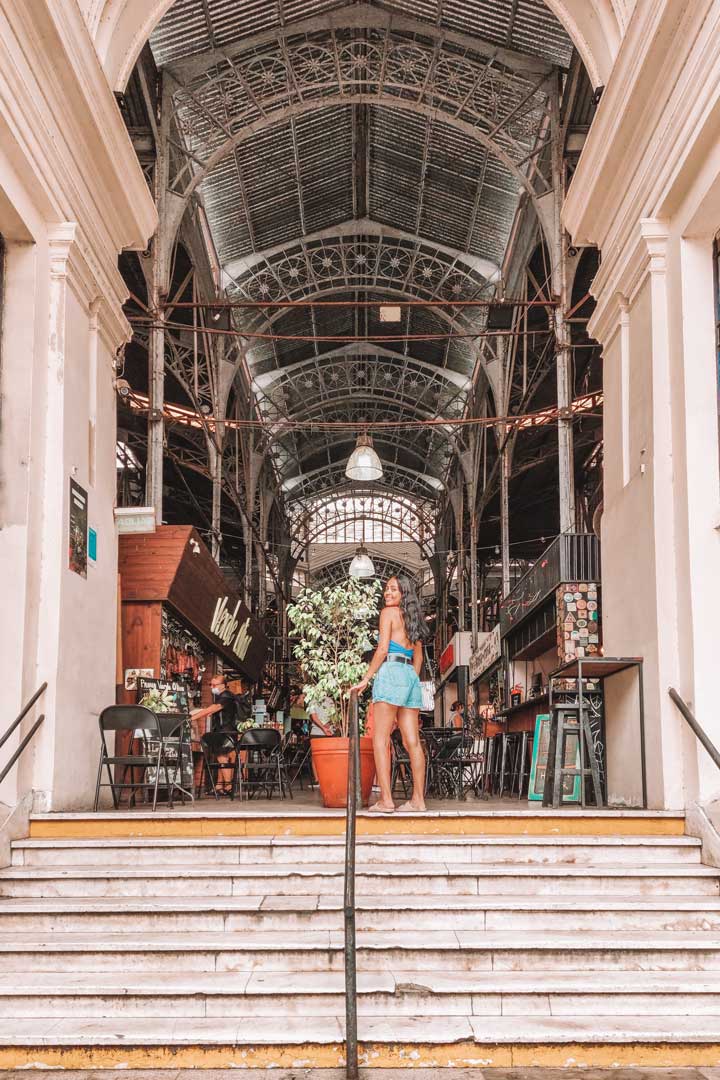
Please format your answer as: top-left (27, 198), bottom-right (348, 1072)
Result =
top-left (0, 861), bottom-right (716, 898)
top-left (27, 808), bottom-right (687, 842)
top-left (3, 1014), bottom-right (720, 1071)
top-left (2, 930), bottom-right (720, 973)
top-left (1, 892), bottom-right (720, 933)
top-left (2, 969), bottom-right (720, 1018)
top-left (11, 834), bottom-right (702, 867)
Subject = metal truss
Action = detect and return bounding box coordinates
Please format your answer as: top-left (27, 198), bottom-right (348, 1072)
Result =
top-left (224, 229), bottom-right (495, 318)
top-left (254, 345), bottom-right (468, 422)
top-left (276, 415), bottom-right (451, 491)
top-left (282, 457), bottom-right (442, 505)
top-left (293, 489), bottom-right (435, 551)
top-left (309, 551), bottom-right (432, 591)
top-left (162, 12), bottom-right (555, 211)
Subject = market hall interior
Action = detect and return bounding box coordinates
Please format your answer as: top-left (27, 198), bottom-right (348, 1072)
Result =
top-left (0, 0), bottom-right (719, 826)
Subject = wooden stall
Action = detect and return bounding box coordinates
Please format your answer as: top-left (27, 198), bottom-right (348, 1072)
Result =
top-left (118, 525), bottom-right (268, 700)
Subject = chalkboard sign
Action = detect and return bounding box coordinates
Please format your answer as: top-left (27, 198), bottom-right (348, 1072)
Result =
top-left (528, 713), bottom-right (580, 802)
top-left (135, 678), bottom-right (193, 794)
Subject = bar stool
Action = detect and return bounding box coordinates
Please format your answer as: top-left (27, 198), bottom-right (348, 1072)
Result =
top-left (510, 730), bottom-right (534, 798)
top-left (497, 732), bottom-right (521, 797)
top-left (482, 734), bottom-right (502, 795)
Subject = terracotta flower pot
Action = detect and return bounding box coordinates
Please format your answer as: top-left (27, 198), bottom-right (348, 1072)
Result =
top-left (311, 735), bottom-right (376, 808)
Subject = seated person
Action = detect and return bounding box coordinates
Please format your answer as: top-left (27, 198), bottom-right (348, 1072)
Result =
top-left (449, 700), bottom-right (465, 729)
top-left (192, 674), bottom-right (239, 793)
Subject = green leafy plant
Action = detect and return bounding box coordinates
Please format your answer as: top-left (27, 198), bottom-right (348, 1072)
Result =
top-left (139, 688), bottom-right (178, 714)
top-left (287, 577), bottom-right (382, 737)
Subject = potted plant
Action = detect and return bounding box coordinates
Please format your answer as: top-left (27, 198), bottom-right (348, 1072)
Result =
top-left (288, 577), bottom-right (381, 807)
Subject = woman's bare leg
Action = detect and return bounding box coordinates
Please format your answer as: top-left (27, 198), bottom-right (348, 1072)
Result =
top-left (397, 708), bottom-right (426, 810)
top-left (371, 701), bottom-right (398, 809)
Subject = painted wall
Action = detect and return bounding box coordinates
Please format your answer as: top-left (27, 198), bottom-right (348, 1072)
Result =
top-left (0, 0), bottom-right (155, 814)
top-left (564, 0), bottom-right (720, 808)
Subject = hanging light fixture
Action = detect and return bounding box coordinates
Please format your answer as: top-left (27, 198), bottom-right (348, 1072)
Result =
top-left (345, 433), bottom-right (383, 482)
top-left (349, 505), bottom-right (375, 578)
top-left (349, 543), bottom-right (375, 578)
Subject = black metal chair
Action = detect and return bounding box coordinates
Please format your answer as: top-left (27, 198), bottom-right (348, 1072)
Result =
top-left (200, 729), bottom-right (240, 800)
top-left (429, 733), bottom-right (466, 799)
top-left (94, 705), bottom-right (167, 811)
top-left (390, 728), bottom-right (412, 799)
top-left (238, 728), bottom-right (292, 800)
top-left (284, 735), bottom-right (314, 791)
top-left (509, 730), bottom-right (534, 798)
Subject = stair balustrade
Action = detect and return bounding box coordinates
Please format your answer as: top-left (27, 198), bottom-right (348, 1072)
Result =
top-left (0, 682), bottom-right (46, 785)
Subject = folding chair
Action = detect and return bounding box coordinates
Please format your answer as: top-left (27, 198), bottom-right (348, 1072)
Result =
top-left (94, 705), bottom-right (165, 811)
top-left (200, 730), bottom-right (240, 799)
top-left (430, 733), bottom-right (465, 799)
top-left (284, 736), bottom-right (313, 790)
top-left (238, 728), bottom-right (292, 800)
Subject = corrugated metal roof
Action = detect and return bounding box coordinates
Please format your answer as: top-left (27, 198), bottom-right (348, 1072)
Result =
top-left (151, 0), bottom-right (572, 69)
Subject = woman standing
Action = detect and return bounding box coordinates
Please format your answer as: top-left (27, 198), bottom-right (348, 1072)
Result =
top-left (351, 575), bottom-right (428, 813)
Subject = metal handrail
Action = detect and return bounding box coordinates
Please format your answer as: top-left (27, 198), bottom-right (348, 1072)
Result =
top-left (344, 689), bottom-right (362, 1080)
top-left (0, 682), bottom-right (47, 785)
top-left (669, 687), bottom-right (720, 771)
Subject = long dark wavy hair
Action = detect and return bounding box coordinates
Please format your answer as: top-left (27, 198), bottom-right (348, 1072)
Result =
top-left (393, 574), bottom-right (429, 644)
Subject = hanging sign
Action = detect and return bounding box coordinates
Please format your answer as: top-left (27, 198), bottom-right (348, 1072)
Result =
top-left (469, 625), bottom-right (501, 682)
top-left (210, 597), bottom-right (254, 663)
top-left (439, 641), bottom-right (455, 675)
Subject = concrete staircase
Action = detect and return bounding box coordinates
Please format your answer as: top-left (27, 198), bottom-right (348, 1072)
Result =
top-left (1, 810), bottom-right (720, 1069)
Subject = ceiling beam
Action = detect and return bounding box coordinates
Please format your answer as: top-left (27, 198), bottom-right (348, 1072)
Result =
top-left (223, 218), bottom-right (500, 284)
top-left (253, 343), bottom-right (471, 390)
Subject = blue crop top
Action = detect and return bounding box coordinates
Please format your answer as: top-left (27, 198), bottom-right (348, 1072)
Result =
top-left (388, 639), bottom-right (414, 658)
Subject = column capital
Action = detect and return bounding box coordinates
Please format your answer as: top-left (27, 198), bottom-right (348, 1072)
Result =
top-left (640, 217), bottom-right (670, 273)
top-left (588, 219), bottom-right (670, 343)
top-left (47, 223), bottom-right (79, 280)
top-left (47, 221), bottom-right (132, 355)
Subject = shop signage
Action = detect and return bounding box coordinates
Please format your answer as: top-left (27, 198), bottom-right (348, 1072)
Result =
top-left (439, 641), bottom-right (455, 675)
top-left (114, 506), bottom-right (157, 534)
top-left (210, 597), bottom-right (253, 662)
top-left (469, 625), bottom-right (501, 682)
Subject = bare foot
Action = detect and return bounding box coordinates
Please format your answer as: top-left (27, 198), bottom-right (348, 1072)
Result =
top-left (368, 801), bottom-right (395, 814)
top-left (397, 800), bottom-right (426, 813)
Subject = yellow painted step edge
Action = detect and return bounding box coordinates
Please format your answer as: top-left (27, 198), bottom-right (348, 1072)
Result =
top-left (29, 815), bottom-right (686, 839)
top-left (0, 1042), bottom-right (718, 1070)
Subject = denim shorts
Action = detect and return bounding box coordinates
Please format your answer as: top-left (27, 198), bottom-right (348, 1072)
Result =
top-left (372, 660), bottom-right (423, 709)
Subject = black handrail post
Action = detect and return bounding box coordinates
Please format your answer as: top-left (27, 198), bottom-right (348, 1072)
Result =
top-left (344, 688), bottom-right (360, 1080)
top-left (0, 682), bottom-right (48, 754)
top-left (669, 687), bottom-right (720, 772)
top-left (0, 716), bottom-right (45, 786)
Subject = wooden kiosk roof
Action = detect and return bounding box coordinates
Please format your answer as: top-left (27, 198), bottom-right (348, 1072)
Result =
top-left (119, 525), bottom-right (268, 678)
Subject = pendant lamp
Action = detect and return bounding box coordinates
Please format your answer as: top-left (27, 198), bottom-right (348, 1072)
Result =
top-left (345, 433), bottom-right (383, 482)
top-left (349, 543), bottom-right (375, 578)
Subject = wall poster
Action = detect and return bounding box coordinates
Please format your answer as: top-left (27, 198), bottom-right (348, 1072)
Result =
top-left (68, 478), bottom-right (88, 578)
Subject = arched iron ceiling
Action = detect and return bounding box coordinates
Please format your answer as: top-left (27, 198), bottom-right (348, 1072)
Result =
top-left (148, 0), bottom-right (572, 522)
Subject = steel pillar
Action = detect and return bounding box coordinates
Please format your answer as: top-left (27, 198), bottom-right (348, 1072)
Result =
top-left (145, 79), bottom-right (171, 519)
top-left (500, 430), bottom-right (511, 597)
top-left (208, 438), bottom-right (223, 562)
top-left (551, 77), bottom-right (576, 534)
